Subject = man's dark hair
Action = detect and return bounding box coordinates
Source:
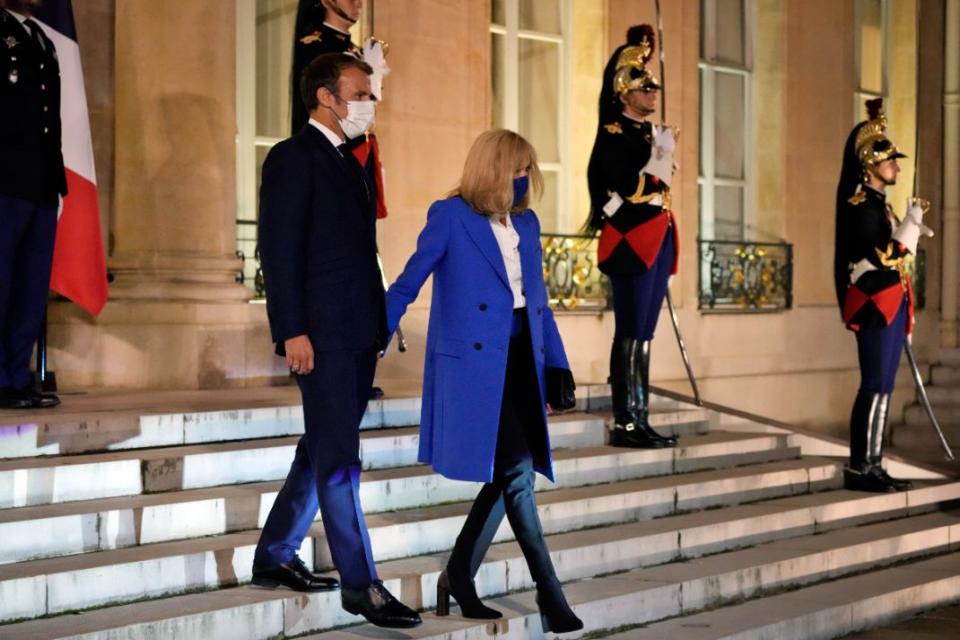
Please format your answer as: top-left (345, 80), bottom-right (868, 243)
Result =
top-left (300, 53), bottom-right (373, 113)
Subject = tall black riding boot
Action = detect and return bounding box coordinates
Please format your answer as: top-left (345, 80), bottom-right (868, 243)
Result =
top-left (609, 336), bottom-right (636, 427)
top-left (844, 391), bottom-right (897, 492)
top-left (500, 467), bottom-right (582, 634)
top-left (632, 340), bottom-right (677, 446)
top-left (867, 394), bottom-right (912, 492)
top-left (610, 337), bottom-right (671, 449)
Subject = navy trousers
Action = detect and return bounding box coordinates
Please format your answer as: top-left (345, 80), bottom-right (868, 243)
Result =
top-left (855, 299), bottom-right (908, 393)
top-left (448, 312), bottom-right (554, 584)
top-left (254, 347), bottom-right (379, 589)
top-left (610, 226), bottom-right (675, 341)
top-left (0, 194), bottom-right (57, 390)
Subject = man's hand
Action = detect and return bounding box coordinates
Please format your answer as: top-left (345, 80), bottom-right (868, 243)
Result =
top-left (285, 334), bottom-right (314, 375)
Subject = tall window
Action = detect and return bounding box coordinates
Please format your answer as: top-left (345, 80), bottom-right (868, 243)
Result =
top-left (490, 0), bottom-right (571, 233)
top-left (235, 0), bottom-right (367, 293)
top-left (854, 0), bottom-right (889, 121)
top-left (698, 0), bottom-right (753, 241)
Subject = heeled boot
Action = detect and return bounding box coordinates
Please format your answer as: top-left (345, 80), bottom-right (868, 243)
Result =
top-left (844, 392), bottom-right (897, 493)
top-left (499, 467), bottom-right (583, 634)
top-left (867, 394), bottom-right (913, 492)
top-left (435, 568), bottom-right (501, 619)
top-left (632, 340), bottom-right (677, 447)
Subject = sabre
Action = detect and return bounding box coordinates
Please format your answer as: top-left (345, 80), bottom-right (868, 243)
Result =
top-left (655, 0), bottom-right (702, 405)
top-left (377, 252), bottom-right (407, 353)
top-left (904, 337), bottom-right (954, 460)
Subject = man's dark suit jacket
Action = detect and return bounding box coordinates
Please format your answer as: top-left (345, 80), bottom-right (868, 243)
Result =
top-left (258, 125), bottom-right (386, 356)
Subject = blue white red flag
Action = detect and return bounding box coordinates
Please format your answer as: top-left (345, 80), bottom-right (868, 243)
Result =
top-left (34, 1), bottom-right (107, 316)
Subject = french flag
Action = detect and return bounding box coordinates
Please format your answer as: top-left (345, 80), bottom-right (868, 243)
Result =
top-left (34, 1), bottom-right (108, 316)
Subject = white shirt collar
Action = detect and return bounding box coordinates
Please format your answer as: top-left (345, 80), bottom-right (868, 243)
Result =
top-left (308, 118), bottom-right (345, 149)
top-left (7, 9), bottom-right (27, 23)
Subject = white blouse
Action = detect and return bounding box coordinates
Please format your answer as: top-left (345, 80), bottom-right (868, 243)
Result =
top-left (489, 214), bottom-right (526, 309)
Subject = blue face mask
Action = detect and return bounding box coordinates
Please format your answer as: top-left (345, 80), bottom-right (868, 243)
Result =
top-left (512, 175), bottom-right (529, 207)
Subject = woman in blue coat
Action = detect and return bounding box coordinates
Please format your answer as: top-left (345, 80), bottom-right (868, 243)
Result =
top-left (386, 129), bottom-right (583, 633)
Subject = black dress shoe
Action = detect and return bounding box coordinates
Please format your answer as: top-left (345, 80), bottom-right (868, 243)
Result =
top-left (844, 464), bottom-right (898, 493)
top-left (873, 465), bottom-right (913, 491)
top-left (0, 387), bottom-right (33, 409)
top-left (252, 556), bottom-right (340, 592)
top-left (610, 422), bottom-right (675, 449)
top-left (369, 386), bottom-right (385, 399)
top-left (342, 580), bottom-right (422, 628)
top-left (20, 387), bottom-right (60, 408)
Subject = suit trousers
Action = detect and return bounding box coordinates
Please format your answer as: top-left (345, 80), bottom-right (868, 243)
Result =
top-left (254, 347), bottom-right (379, 589)
top-left (0, 193), bottom-right (57, 389)
top-left (610, 225), bottom-right (675, 341)
top-left (855, 299), bottom-right (908, 393)
top-left (447, 312), bottom-right (557, 585)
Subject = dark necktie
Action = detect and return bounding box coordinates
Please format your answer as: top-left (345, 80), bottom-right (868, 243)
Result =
top-left (23, 18), bottom-right (46, 52)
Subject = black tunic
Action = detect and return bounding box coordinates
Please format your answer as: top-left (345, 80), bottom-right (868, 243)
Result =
top-left (290, 21), bottom-right (360, 135)
top-left (834, 185), bottom-right (910, 331)
top-left (0, 9), bottom-right (65, 205)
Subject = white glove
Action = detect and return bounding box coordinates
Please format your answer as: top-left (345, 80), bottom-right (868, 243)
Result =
top-left (640, 125), bottom-right (676, 186)
top-left (362, 38), bottom-right (390, 101)
top-left (893, 199), bottom-right (934, 255)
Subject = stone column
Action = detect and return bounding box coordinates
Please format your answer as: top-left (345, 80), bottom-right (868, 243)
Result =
top-left (943, 0), bottom-right (960, 348)
top-left (108, 2), bottom-right (250, 302)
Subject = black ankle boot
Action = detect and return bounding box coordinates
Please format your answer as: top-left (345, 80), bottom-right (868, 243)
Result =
top-left (436, 568), bottom-right (501, 619)
top-left (535, 578), bottom-right (583, 634)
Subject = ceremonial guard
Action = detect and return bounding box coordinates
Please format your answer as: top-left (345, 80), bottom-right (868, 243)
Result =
top-left (586, 26), bottom-right (679, 449)
top-left (0, 1), bottom-right (63, 409)
top-left (834, 99), bottom-right (933, 492)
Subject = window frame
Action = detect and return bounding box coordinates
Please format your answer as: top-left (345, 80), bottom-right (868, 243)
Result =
top-left (490, 0), bottom-right (572, 232)
top-left (853, 0), bottom-right (891, 122)
top-left (697, 0), bottom-right (756, 242)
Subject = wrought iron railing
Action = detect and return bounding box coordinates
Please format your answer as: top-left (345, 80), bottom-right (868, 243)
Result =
top-left (541, 233), bottom-right (612, 311)
top-left (698, 239), bottom-right (793, 312)
top-left (904, 247), bottom-right (926, 310)
top-left (236, 220), bottom-right (265, 298)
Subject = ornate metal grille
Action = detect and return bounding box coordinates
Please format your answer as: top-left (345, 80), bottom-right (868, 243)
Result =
top-left (235, 220), bottom-right (265, 298)
top-left (541, 234), bottom-right (612, 312)
top-left (904, 247), bottom-right (926, 310)
top-left (698, 239), bottom-right (793, 312)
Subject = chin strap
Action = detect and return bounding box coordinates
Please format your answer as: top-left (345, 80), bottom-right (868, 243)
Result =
top-left (323, 0), bottom-right (359, 25)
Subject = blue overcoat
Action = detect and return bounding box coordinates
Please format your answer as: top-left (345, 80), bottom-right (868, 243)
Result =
top-left (386, 196), bottom-right (570, 483)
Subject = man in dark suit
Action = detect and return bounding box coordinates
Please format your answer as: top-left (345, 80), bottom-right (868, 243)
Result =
top-left (253, 53), bottom-right (420, 629)
top-left (0, 0), bottom-right (63, 409)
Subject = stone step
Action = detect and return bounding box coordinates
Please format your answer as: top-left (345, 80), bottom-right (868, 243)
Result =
top-left (3, 408), bottom-right (708, 508)
top-left (0, 384), bottom-right (675, 460)
top-left (0, 451), bottom-right (827, 566)
top-left (924, 385), bottom-right (960, 406)
top-left (10, 477), bottom-right (955, 622)
top-left (5, 509), bottom-right (956, 639)
top-left (842, 603), bottom-right (960, 639)
top-left (905, 403), bottom-right (960, 429)
top-left (931, 365), bottom-right (960, 387)
top-left (939, 348), bottom-right (960, 367)
top-left (597, 553), bottom-right (960, 640)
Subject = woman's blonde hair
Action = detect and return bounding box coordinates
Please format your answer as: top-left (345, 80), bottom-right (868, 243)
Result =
top-left (451, 129), bottom-right (544, 216)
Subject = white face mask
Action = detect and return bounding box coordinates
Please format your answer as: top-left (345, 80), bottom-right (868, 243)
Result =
top-left (338, 100), bottom-right (376, 140)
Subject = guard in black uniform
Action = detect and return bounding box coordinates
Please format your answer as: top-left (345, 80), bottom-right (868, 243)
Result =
top-left (834, 98), bottom-right (932, 492)
top-left (0, 1), bottom-right (63, 409)
top-left (586, 25), bottom-right (679, 449)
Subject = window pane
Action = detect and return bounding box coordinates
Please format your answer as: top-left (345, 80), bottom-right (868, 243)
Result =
top-left (492, 0), bottom-right (506, 25)
top-left (535, 170), bottom-right (560, 233)
top-left (519, 0), bottom-right (561, 34)
top-left (255, 0), bottom-right (297, 139)
top-left (492, 33), bottom-right (505, 128)
top-left (519, 39), bottom-right (559, 163)
top-left (857, 0), bottom-right (884, 94)
top-left (714, 185), bottom-right (744, 240)
top-left (714, 71), bottom-right (745, 180)
top-left (698, 68), bottom-right (706, 177)
top-left (714, 0), bottom-right (745, 65)
top-left (700, 0), bottom-right (708, 59)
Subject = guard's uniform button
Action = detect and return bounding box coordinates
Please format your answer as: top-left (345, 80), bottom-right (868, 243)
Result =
top-left (473, 342), bottom-right (482, 351)
top-left (479, 303), bottom-right (487, 311)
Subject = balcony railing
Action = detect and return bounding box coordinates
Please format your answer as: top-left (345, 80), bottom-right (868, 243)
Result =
top-left (698, 239), bottom-right (793, 312)
top-left (541, 233), bottom-right (612, 312)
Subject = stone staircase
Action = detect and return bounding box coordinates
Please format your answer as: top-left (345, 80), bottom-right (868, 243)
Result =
top-left (0, 385), bottom-right (957, 639)
top-left (894, 347), bottom-right (960, 471)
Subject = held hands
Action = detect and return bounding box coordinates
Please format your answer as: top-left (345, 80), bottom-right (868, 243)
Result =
top-left (285, 334), bottom-right (314, 375)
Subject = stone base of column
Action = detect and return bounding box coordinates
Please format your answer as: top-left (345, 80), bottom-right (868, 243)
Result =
top-left (107, 252), bottom-right (253, 303)
top-left (46, 299), bottom-right (289, 390)
top-left (941, 318), bottom-right (959, 349)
